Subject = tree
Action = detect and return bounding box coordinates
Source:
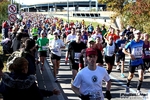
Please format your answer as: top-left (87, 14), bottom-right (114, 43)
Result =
top-left (98, 0), bottom-right (131, 29)
top-left (125, 0), bottom-right (150, 33)
top-left (98, 0), bottom-right (150, 33)
top-left (0, 0), bottom-right (10, 24)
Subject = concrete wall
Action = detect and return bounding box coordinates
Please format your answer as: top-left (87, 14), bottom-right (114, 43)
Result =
top-left (36, 11), bottom-right (115, 17)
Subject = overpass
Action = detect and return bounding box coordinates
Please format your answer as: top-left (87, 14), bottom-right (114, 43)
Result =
top-left (21, 1), bottom-right (106, 12)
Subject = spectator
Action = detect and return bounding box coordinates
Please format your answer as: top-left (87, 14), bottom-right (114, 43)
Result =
top-left (0, 57), bottom-right (60, 100)
top-left (0, 58), bottom-right (4, 80)
top-left (11, 33), bottom-right (22, 52)
top-left (22, 38), bottom-right (37, 75)
top-left (2, 20), bottom-right (9, 39)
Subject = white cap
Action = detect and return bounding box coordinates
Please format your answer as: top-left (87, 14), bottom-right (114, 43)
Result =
top-left (88, 38), bottom-right (95, 43)
top-left (134, 30), bottom-right (140, 34)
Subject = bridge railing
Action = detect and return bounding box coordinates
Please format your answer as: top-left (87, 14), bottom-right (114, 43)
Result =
top-left (72, 12), bottom-right (100, 18)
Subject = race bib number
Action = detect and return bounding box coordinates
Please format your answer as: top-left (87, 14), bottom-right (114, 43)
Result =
top-left (121, 44), bottom-right (125, 48)
top-left (42, 46), bottom-right (47, 50)
top-left (145, 50), bottom-right (150, 56)
top-left (109, 49), bottom-right (114, 54)
top-left (108, 48), bottom-right (114, 55)
top-left (52, 48), bottom-right (58, 52)
top-left (131, 47), bottom-right (143, 58)
top-left (74, 53), bottom-right (81, 60)
top-left (89, 91), bottom-right (101, 100)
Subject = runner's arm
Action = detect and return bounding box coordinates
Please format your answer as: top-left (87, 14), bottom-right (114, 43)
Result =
top-left (106, 79), bottom-right (111, 91)
top-left (122, 48), bottom-right (130, 56)
top-left (71, 85), bottom-right (81, 97)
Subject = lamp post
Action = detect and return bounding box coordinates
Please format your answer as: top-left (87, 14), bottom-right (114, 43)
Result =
top-left (18, 0), bottom-right (21, 13)
top-left (11, 0), bottom-right (13, 4)
top-left (48, 3), bottom-right (49, 12)
top-left (95, 0), bottom-right (98, 12)
top-left (89, 0), bottom-right (91, 11)
top-left (67, 0), bottom-right (69, 23)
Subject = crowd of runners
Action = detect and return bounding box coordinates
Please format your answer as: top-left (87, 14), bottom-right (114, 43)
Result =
top-left (0, 12), bottom-right (150, 100)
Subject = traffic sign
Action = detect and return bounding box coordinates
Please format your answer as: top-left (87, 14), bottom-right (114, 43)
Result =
top-left (8, 4), bottom-right (17, 14)
top-left (8, 14), bottom-right (17, 22)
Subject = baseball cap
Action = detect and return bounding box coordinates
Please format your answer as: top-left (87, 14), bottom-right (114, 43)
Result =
top-left (86, 48), bottom-right (97, 56)
top-left (133, 30), bottom-right (140, 34)
top-left (88, 38), bottom-right (95, 43)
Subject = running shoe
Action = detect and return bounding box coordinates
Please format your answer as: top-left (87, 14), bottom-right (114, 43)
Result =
top-left (136, 90), bottom-right (141, 95)
top-left (126, 87), bottom-right (130, 94)
top-left (116, 65), bottom-right (120, 70)
top-left (121, 73), bottom-right (125, 78)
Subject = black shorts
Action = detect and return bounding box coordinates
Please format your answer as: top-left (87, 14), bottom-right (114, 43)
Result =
top-left (39, 51), bottom-right (47, 57)
top-left (96, 57), bottom-right (104, 65)
top-left (105, 55), bottom-right (115, 66)
top-left (62, 33), bottom-right (67, 38)
top-left (69, 58), bottom-right (79, 70)
top-left (96, 50), bottom-right (104, 64)
top-left (51, 53), bottom-right (61, 61)
top-left (129, 64), bottom-right (145, 73)
top-left (143, 58), bottom-right (150, 70)
top-left (33, 36), bottom-right (38, 40)
top-left (116, 54), bottom-right (125, 63)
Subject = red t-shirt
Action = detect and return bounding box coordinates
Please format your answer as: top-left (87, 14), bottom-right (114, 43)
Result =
top-left (65, 27), bottom-right (71, 36)
top-left (95, 44), bottom-right (103, 51)
top-left (2, 22), bottom-right (7, 28)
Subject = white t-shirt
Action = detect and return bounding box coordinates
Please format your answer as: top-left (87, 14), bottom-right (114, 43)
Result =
top-left (73, 66), bottom-right (110, 100)
top-left (105, 42), bottom-right (115, 56)
top-left (49, 39), bottom-right (65, 56)
top-left (66, 34), bottom-right (76, 42)
top-left (91, 33), bottom-right (103, 43)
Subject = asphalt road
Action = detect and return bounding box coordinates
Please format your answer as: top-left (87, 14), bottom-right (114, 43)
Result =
top-left (47, 49), bottom-right (150, 100)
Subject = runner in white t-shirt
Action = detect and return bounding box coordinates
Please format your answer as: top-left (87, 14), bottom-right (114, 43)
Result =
top-left (91, 28), bottom-right (103, 43)
top-left (71, 48), bottom-right (112, 100)
top-left (66, 28), bottom-right (76, 44)
top-left (49, 31), bottom-right (65, 82)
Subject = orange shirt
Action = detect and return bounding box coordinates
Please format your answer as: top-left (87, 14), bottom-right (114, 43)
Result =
top-left (106, 33), bottom-right (120, 42)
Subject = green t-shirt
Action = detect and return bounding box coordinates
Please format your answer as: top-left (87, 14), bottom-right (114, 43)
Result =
top-left (32, 27), bottom-right (38, 36)
top-left (36, 37), bottom-right (49, 51)
top-left (101, 30), bottom-right (107, 36)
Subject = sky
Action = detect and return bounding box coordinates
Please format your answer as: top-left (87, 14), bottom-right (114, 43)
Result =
top-left (15, 0), bottom-right (96, 5)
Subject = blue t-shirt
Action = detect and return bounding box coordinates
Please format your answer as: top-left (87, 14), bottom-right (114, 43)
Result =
top-left (88, 25), bottom-right (94, 32)
top-left (82, 34), bottom-right (88, 40)
top-left (116, 39), bottom-right (126, 55)
top-left (125, 40), bottom-right (144, 66)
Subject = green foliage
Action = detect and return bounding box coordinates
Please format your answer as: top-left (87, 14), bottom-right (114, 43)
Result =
top-left (98, 0), bottom-right (131, 29)
top-left (0, 0), bottom-right (10, 24)
top-left (125, 0), bottom-right (150, 33)
top-left (98, 0), bottom-right (150, 33)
